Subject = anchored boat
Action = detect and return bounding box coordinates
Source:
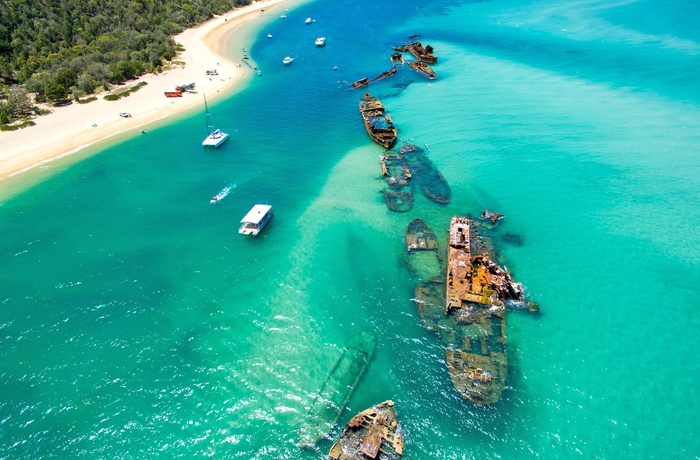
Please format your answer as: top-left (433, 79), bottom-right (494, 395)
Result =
top-left (238, 205), bottom-right (273, 235)
top-left (201, 94), bottom-right (229, 147)
top-left (359, 93), bottom-right (397, 149)
top-left (329, 400), bottom-right (404, 460)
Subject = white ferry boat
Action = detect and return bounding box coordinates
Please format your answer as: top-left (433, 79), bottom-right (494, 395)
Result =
top-left (239, 205), bottom-right (274, 235)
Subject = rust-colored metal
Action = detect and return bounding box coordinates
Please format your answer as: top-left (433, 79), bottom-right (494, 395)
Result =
top-left (329, 400), bottom-right (404, 460)
top-left (359, 93), bottom-right (397, 149)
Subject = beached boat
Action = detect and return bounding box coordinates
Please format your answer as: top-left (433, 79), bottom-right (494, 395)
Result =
top-left (400, 145), bottom-right (450, 204)
top-left (408, 60), bottom-right (437, 79)
top-left (406, 41), bottom-right (437, 64)
top-left (298, 331), bottom-right (376, 447)
top-left (359, 93), bottom-right (397, 149)
top-left (315, 36), bottom-right (326, 47)
top-left (238, 204), bottom-right (273, 235)
top-left (380, 152), bottom-right (413, 212)
top-left (283, 56), bottom-right (294, 65)
top-left (201, 95), bottom-right (229, 147)
top-left (405, 218), bottom-right (442, 281)
top-left (329, 400), bottom-right (404, 460)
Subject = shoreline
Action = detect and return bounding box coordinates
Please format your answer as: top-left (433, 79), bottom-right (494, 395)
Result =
top-left (0, 0), bottom-right (287, 184)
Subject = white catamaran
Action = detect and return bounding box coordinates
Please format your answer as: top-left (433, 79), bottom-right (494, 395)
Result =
top-left (202, 94), bottom-right (229, 147)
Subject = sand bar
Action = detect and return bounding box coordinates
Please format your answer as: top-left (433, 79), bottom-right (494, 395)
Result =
top-left (0, 0), bottom-right (287, 182)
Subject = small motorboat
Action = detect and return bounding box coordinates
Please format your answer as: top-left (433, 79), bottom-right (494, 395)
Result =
top-left (283, 56), bottom-right (294, 65)
top-left (267, 32), bottom-right (272, 38)
top-left (315, 37), bottom-right (326, 47)
top-left (257, 70), bottom-right (262, 76)
top-left (280, 13), bottom-right (286, 19)
top-left (305, 17), bottom-right (313, 24)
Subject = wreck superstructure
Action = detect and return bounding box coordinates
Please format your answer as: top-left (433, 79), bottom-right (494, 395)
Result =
top-left (329, 400), bottom-right (404, 460)
top-left (359, 93), bottom-right (398, 149)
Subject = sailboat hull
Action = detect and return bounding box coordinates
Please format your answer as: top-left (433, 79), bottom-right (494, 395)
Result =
top-left (202, 131), bottom-right (229, 147)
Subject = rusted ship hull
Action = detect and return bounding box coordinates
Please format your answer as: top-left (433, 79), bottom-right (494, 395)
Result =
top-left (350, 67), bottom-right (397, 89)
top-left (329, 400), bottom-right (404, 460)
top-left (408, 61), bottom-right (437, 79)
top-left (359, 93), bottom-right (397, 149)
top-left (407, 41), bottom-right (437, 64)
top-left (400, 145), bottom-right (451, 204)
top-left (444, 216), bottom-right (511, 404)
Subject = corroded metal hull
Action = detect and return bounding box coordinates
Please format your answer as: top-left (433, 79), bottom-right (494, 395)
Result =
top-left (329, 400), bottom-right (404, 460)
top-left (406, 41), bottom-right (437, 64)
top-left (408, 60), bottom-right (437, 79)
top-left (359, 93), bottom-right (397, 149)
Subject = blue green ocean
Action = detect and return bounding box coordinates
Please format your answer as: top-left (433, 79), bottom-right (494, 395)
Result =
top-left (2, 0), bottom-right (699, 457)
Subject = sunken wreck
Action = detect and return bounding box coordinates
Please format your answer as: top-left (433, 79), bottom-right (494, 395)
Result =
top-left (359, 93), bottom-right (398, 149)
top-left (329, 400), bottom-right (404, 460)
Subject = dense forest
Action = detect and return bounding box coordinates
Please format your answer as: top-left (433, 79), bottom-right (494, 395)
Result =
top-left (0, 0), bottom-right (252, 125)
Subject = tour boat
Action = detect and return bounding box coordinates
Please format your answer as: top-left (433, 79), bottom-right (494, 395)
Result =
top-left (239, 205), bottom-right (274, 235)
top-left (315, 37), bottom-right (326, 47)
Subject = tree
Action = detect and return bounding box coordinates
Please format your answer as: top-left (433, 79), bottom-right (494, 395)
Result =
top-left (44, 81), bottom-right (67, 101)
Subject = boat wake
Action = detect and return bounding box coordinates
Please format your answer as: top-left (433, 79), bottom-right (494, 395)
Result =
top-left (210, 184), bottom-right (236, 204)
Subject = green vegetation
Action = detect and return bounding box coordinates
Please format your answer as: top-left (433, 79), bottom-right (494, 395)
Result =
top-left (103, 81), bottom-right (147, 101)
top-left (0, 0), bottom-right (252, 125)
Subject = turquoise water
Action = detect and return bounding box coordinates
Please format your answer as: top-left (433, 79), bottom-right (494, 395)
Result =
top-left (2, 0), bottom-right (700, 458)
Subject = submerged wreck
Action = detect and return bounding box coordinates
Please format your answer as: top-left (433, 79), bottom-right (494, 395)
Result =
top-left (359, 93), bottom-right (398, 149)
top-left (351, 67), bottom-right (398, 89)
top-left (400, 145), bottom-right (451, 204)
top-left (481, 210), bottom-right (504, 223)
top-left (380, 152), bottom-right (413, 212)
top-left (329, 400), bottom-right (404, 460)
top-left (443, 215), bottom-right (527, 404)
top-left (408, 60), bottom-right (437, 79)
top-left (299, 331), bottom-right (376, 447)
top-left (405, 218), bottom-right (442, 280)
top-left (410, 216), bottom-right (536, 404)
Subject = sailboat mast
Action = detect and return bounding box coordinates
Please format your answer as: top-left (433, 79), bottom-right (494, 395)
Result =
top-left (204, 94), bottom-right (212, 136)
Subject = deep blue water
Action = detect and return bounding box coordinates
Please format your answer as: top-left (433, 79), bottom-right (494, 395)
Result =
top-left (1, 0), bottom-right (699, 458)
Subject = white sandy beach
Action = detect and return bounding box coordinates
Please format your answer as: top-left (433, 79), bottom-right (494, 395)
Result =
top-left (0, 0), bottom-right (286, 182)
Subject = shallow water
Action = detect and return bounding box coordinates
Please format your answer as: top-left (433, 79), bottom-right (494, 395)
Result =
top-left (1, 0), bottom-right (699, 458)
